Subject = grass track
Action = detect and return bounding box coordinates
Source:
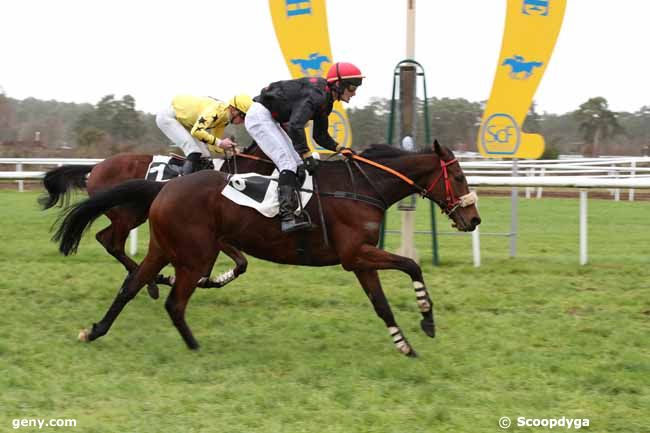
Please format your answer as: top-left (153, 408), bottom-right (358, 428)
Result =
top-left (0, 190), bottom-right (648, 432)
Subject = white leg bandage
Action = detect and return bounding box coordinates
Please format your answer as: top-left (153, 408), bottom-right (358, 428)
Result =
top-left (388, 326), bottom-right (411, 354)
top-left (413, 281), bottom-right (431, 312)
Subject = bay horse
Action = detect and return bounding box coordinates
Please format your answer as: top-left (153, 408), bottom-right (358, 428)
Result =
top-left (54, 141), bottom-right (481, 357)
top-left (41, 143), bottom-right (273, 298)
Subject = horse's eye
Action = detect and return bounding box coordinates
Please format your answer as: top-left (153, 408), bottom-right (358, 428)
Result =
top-left (455, 175), bottom-right (465, 182)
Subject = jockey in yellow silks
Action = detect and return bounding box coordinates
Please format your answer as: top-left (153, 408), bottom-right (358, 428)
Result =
top-left (156, 94), bottom-right (253, 174)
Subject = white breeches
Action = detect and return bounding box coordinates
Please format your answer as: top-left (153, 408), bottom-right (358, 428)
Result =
top-left (244, 102), bottom-right (302, 173)
top-left (155, 105), bottom-right (210, 157)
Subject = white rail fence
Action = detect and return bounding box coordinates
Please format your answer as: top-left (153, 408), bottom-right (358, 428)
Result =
top-left (3, 156), bottom-right (650, 266)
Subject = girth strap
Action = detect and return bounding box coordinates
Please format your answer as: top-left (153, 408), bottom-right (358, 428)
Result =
top-left (316, 191), bottom-right (386, 210)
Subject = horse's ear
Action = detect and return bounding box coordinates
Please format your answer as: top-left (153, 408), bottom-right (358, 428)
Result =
top-left (433, 139), bottom-right (442, 156)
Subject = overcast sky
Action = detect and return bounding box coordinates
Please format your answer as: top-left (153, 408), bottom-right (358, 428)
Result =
top-left (2, 0), bottom-right (648, 115)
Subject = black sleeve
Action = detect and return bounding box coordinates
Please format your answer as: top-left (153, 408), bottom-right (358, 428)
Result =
top-left (312, 110), bottom-right (337, 151)
top-left (286, 98), bottom-right (316, 156)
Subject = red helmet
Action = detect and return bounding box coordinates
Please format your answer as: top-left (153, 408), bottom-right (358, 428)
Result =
top-left (326, 62), bottom-right (364, 86)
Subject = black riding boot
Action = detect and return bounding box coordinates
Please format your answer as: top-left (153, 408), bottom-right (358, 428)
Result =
top-left (278, 170), bottom-right (311, 233)
top-left (181, 152), bottom-right (201, 175)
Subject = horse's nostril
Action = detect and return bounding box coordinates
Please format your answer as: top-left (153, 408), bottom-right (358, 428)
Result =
top-left (472, 217), bottom-right (482, 227)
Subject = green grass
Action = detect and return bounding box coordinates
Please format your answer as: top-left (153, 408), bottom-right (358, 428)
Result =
top-left (0, 190), bottom-right (648, 433)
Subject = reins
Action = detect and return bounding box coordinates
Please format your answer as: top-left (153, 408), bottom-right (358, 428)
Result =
top-left (333, 149), bottom-right (474, 216)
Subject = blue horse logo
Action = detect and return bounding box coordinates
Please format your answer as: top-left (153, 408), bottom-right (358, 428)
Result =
top-left (290, 52), bottom-right (331, 77)
top-left (502, 55), bottom-right (544, 79)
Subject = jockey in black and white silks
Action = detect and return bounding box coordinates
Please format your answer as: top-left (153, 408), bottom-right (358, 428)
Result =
top-left (245, 62), bottom-right (364, 232)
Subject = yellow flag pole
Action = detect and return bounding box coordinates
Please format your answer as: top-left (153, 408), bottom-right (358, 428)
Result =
top-left (477, 0), bottom-right (567, 159)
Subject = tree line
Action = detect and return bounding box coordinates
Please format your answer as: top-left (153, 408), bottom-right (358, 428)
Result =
top-left (348, 96), bottom-right (650, 157)
top-left (1, 89), bottom-right (649, 158)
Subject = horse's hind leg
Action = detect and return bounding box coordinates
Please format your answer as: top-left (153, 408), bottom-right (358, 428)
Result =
top-left (79, 245), bottom-right (169, 343)
top-left (198, 242), bottom-right (248, 289)
top-left (353, 270), bottom-right (417, 357)
top-left (165, 267), bottom-right (203, 350)
top-left (96, 209), bottom-right (161, 300)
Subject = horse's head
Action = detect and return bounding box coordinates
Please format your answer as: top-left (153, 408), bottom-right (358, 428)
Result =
top-left (423, 140), bottom-right (481, 232)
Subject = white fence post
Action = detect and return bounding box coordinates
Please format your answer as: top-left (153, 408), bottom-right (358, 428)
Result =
top-left (536, 167), bottom-right (545, 199)
top-left (579, 190), bottom-right (588, 265)
top-left (17, 163), bottom-right (23, 192)
top-left (129, 228), bottom-right (138, 256)
top-left (629, 161), bottom-right (636, 201)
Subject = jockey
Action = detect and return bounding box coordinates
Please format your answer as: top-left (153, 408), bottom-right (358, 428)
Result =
top-left (156, 94), bottom-right (253, 175)
top-left (245, 62), bottom-right (364, 233)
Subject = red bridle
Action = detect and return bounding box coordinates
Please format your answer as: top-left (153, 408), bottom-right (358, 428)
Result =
top-left (344, 151), bottom-right (466, 216)
top-left (425, 158), bottom-right (462, 214)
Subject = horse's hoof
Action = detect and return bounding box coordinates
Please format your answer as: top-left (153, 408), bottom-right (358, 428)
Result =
top-left (78, 329), bottom-right (90, 342)
top-left (420, 319), bottom-right (436, 338)
top-left (406, 348), bottom-right (418, 358)
top-left (146, 283), bottom-right (160, 300)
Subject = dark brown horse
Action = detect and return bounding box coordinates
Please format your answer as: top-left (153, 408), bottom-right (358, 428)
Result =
top-left (54, 142), bottom-right (480, 357)
top-left (41, 144), bottom-right (273, 297)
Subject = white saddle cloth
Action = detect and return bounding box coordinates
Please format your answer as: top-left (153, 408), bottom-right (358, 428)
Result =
top-left (221, 170), bottom-right (313, 217)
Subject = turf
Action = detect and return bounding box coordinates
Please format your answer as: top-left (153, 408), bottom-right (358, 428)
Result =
top-left (0, 190), bottom-right (648, 432)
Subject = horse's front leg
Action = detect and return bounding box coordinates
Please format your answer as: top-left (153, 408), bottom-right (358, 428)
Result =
top-left (344, 244), bottom-right (436, 339)
top-left (79, 249), bottom-right (168, 343)
top-left (353, 270), bottom-right (417, 357)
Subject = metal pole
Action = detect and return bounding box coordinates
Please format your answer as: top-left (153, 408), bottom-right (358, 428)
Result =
top-left (397, 0), bottom-right (418, 261)
top-left (510, 158), bottom-right (518, 257)
top-left (472, 196), bottom-right (481, 267)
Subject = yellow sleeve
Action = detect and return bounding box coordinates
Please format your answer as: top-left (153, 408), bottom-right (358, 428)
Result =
top-left (190, 104), bottom-right (229, 154)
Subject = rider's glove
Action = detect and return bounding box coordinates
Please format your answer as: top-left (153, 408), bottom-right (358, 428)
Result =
top-left (336, 144), bottom-right (356, 158)
top-left (302, 153), bottom-right (319, 175)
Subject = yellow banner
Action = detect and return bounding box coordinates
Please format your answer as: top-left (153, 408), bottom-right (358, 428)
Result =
top-left (268, 0), bottom-right (351, 152)
top-left (478, 0), bottom-right (566, 159)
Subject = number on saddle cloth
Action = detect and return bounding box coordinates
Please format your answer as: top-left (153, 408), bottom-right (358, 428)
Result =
top-left (228, 175), bottom-right (272, 203)
top-left (146, 156), bottom-right (182, 182)
top-left (145, 155), bottom-right (219, 182)
top-left (221, 172), bottom-right (314, 218)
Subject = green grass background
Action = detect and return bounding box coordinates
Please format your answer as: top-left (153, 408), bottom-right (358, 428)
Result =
top-left (0, 189), bottom-right (648, 432)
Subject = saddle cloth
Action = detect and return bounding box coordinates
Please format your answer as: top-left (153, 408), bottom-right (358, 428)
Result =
top-left (221, 170), bottom-right (313, 218)
top-left (145, 155), bottom-right (225, 182)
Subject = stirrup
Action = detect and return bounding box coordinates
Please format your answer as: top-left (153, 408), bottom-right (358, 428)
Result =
top-left (281, 217), bottom-right (313, 233)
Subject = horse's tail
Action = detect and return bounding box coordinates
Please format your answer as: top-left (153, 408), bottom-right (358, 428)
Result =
top-left (38, 164), bottom-right (94, 210)
top-left (53, 180), bottom-right (165, 256)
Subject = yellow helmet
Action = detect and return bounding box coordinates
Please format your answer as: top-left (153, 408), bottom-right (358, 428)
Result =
top-left (229, 94), bottom-right (253, 114)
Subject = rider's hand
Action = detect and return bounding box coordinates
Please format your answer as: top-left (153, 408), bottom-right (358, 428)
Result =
top-left (303, 155), bottom-right (319, 175)
top-left (336, 144), bottom-right (356, 158)
top-left (218, 137), bottom-right (237, 150)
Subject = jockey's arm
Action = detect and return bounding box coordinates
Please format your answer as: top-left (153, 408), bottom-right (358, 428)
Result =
top-left (312, 111), bottom-right (337, 152)
top-left (286, 99), bottom-right (316, 156)
top-left (191, 106), bottom-right (228, 155)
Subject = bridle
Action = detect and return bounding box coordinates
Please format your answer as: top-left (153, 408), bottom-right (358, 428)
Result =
top-left (343, 150), bottom-right (477, 217)
top-left (423, 158), bottom-right (478, 216)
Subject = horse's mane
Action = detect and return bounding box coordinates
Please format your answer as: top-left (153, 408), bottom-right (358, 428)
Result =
top-left (359, 144), bottom-right (435, 161)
